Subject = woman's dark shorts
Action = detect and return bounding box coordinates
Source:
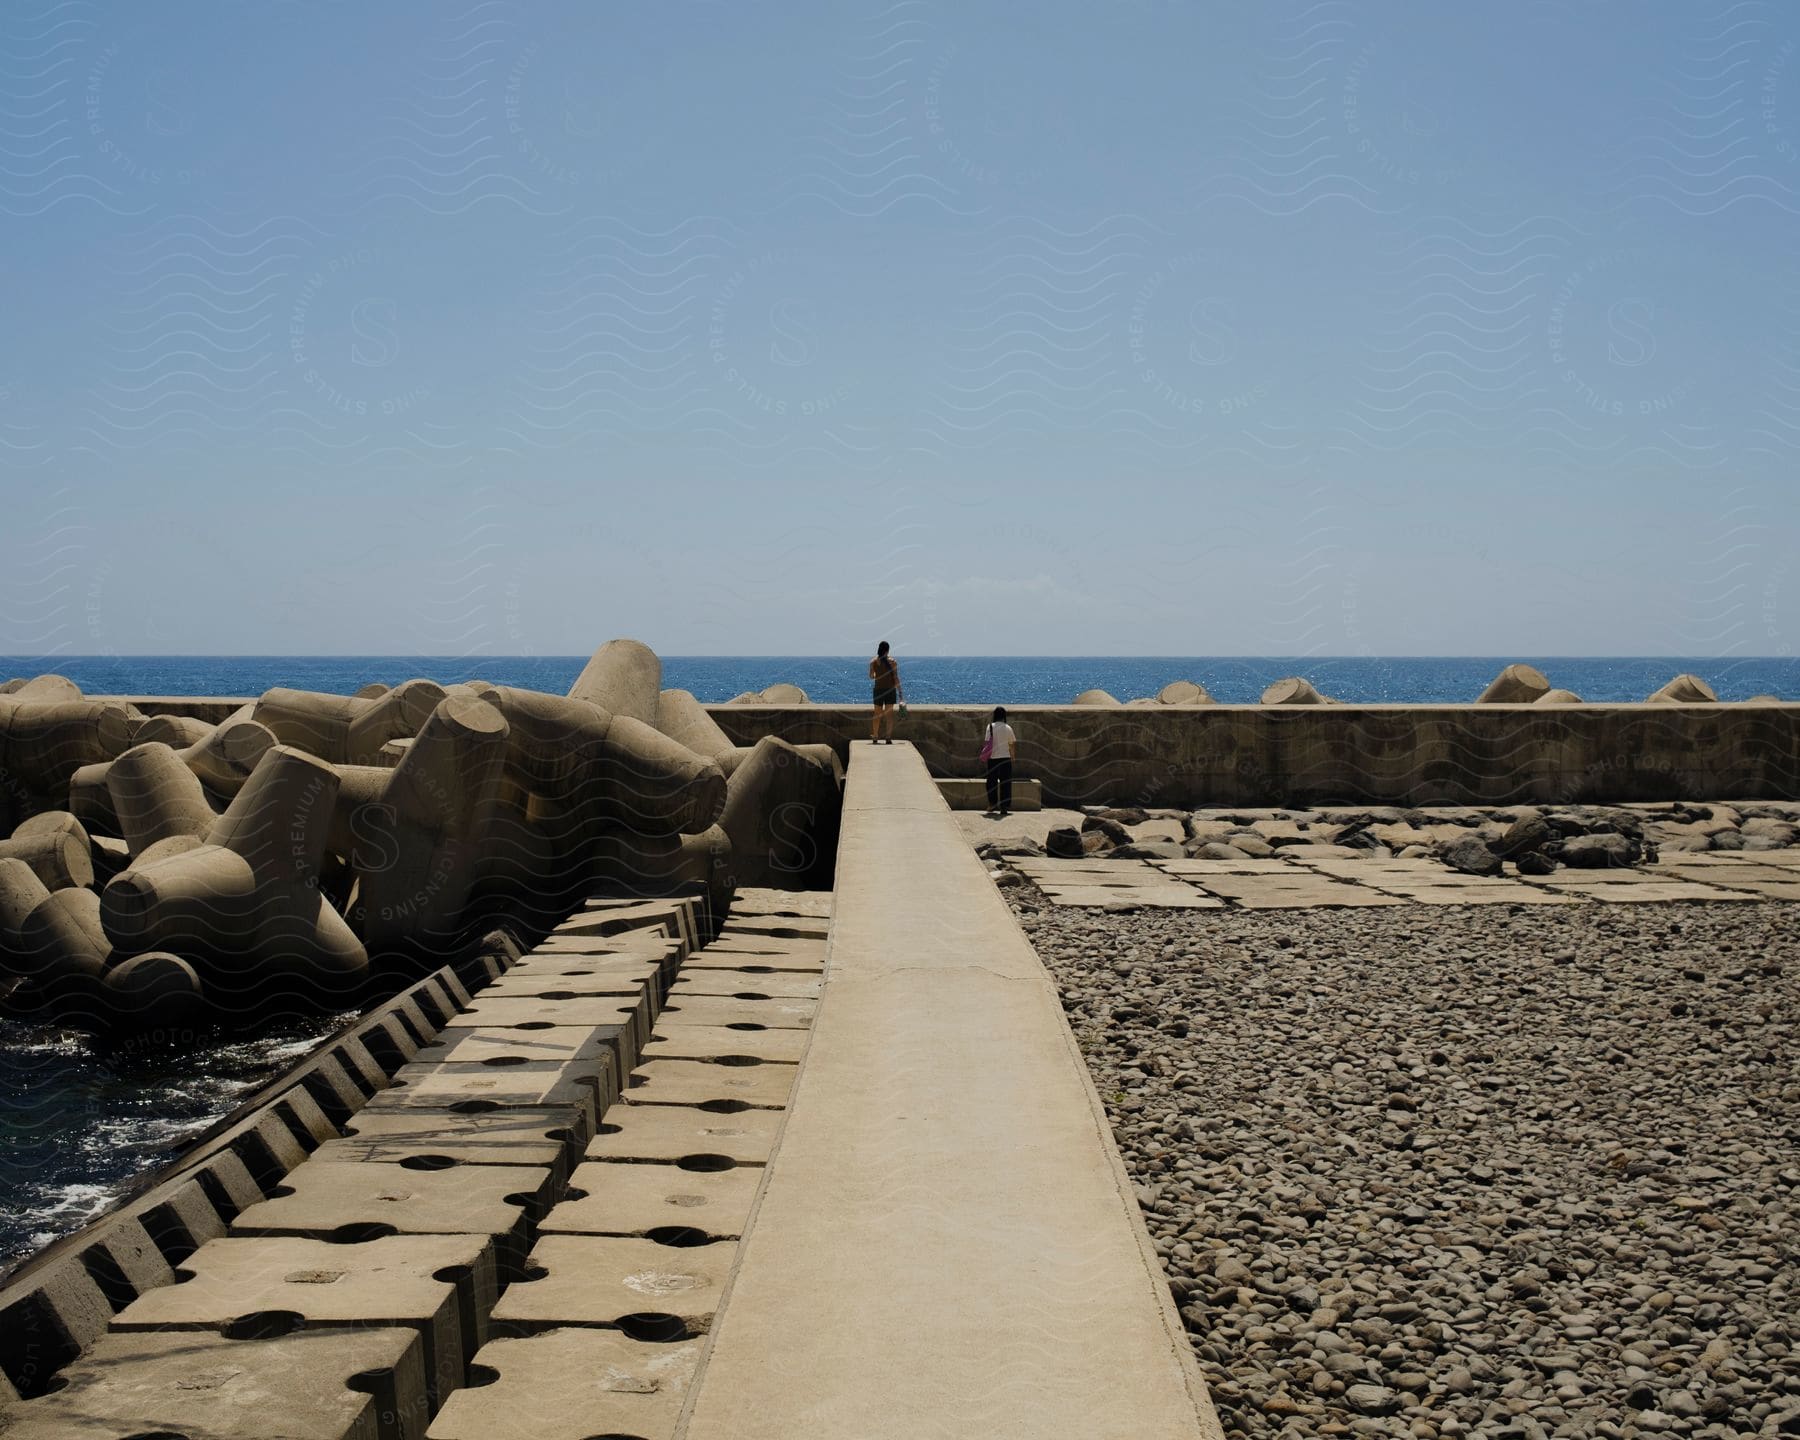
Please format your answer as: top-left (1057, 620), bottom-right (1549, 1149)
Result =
top-left (873, 687), bottom-right (898, 707)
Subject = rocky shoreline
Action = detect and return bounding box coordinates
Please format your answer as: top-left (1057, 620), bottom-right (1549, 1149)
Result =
top-left (1012, 890), bottom-right (1798, 1438)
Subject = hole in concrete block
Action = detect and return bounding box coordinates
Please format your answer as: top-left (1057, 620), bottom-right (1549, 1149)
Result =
top-left (480, 1055), bottom-right (529, 1067)
top-left (224, 1310), bottom-right (306, 1340)
top-left (120, 1432), bottom-right (190, 1440)
top-left (676, 1154), bottom-right (736, 1173)
top-left (450, 1100), bottom-right (502, 1114)
top-left (730, 992), bottom-right (771, 1001)
top-left (463, 1363), bottom-right (501, 1388)
top-left (265, 1184), bottom-right (297, 1199)
top-left (712, 1056), bottom-right (763, 1068)
top-left (645, 1226), bottom-right (710, 1248)
top-left (399, 1155), bottom-right (458, 1172)
top-left (765, 929), bottom-right (806, 939)
top-left (540, 991), bottom-right (579, 1000)
top-left (507, 1262), bottom-right (548, 1283)
top-left (171, 1267), bottom-right (196, 1283)
top-left (615, 1312), bottom-right (690, 1343)
top-left (81, 1244), bottom-right (139, 1312)
top-left (696, 1099), bottom-right (750, 1114)
top-left (577, 1434), bottom-right (651, 1440)
top-left (560, 1188), bottom-right (590, 1203)
top-left (514, 1020), bottom-right (555, 1030)
top-left (595, 1122), bottom-right (623, 1135)
top-left (325, 1223), bottom-right (398, 1244)
top-left (735, 965), bottom-right (775, 974)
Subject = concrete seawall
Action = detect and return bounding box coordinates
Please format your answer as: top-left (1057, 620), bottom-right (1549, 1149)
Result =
top-left (105, 698), bottom-right (1800, 809)
top-left (710, 703), bottom-right (1800, 808)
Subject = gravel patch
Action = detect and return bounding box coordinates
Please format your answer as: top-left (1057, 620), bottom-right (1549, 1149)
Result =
top-left (1014, 889), bottom-right (1799, 1439)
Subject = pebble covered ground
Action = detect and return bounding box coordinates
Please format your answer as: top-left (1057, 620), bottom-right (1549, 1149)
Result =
top-left (1012, 889), bottom-right (1799, 1439)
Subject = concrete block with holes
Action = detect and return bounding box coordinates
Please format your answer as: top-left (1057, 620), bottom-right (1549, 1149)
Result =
top-left (656, 993), bottom-right (815, 1030)
top-left (0, 1326), bottom-right (429, 1440)
top-left (426, 1329), bottom-right (700, 1440)
top-left (585, 1103), bottom-right (785, 1167)
top-left (492, 1234), bottom-right (734, 1333)
top-left (110, 1233), bottom-right (496, 1411)
top-left (624, 1059), bottom-right (797, 1111)
top-left (639, 1025), bottom-right (807, 1065)
top-left (542, 1161), bottom-right (762, 1241)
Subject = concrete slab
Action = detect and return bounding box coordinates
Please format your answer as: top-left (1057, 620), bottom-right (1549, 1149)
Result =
top-left (679, 742), bottom-right (1220, 1440)
top-left (451, 991), bottom-right (655, 1053)
top-left (655, 994), bottom-right (815, 1030)
top-left (543, 1161), bottom-right (761, 1240)
top-left (1151, 857), bottom-right (1287, 876)
top-left (670, 970), bottom-right (822, 999)
top-left (111, 1233), bottom-right (495, 1410)
top-left (426, 1329), bottom-right (699, 1440)
top-left (230, 1159), bottom-right (551, 1275)
top-left (681, 947), bottom-right (826, 974)
top-left (556, 900), bottom-right (693, 955)
top-left (327, 1109), bottom-right (572, 1173)
top-left (479, 962), bottom-right (658, 999)
top-left (585, 1104), bottom-right (785, 1166)
top-left (640, 1025), bottom-right (808, 1064)
top-left (952, 806), bottom-right (1087, 849)
top-left (624, 1058), bottom-right (797, 1110)
top-left (1034, 886), bottom-right (1225, 909)
top-left (412, 1022), bottom-right (632, 1070)
top-left (1368, 884), bottom-right (1583, 906)
top-left (936, 776), bottom-right (1043, 811)
top-left (1, 1326), bottom-right (428, 1440)
top-left (1522, 878), bottom-right (1762, 903)
top-left (368, 1059), bottom-right (613, 1131)
top-left (731, 886), bottom-right (833, 917)
top-left (493, 1234), bottom-right (733, 1331)
top-left (1648, 860), bottom-right (1798, 885)
top-left (1704, 878), bottom-right (1800, 900)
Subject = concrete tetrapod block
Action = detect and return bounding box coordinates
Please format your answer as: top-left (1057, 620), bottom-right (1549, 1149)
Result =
top-left (719, 735), bottom-right (843, 890)
top-left (624, 1058), bottom-right (798, 1110)
top-left (254, 680), bottom-right (447, 764)
top-left (566, 637), bottom-right (662, 726)
top-left (131, 711), bottom-right (215, 748)
top-left (544, 1160), bottom-right (762, 1240)
top-left (656, 686), bottom-right (735, 760)
top-left (0, 822), bottom-right (94, 889)
top-left (586, 1102), bottom-right (785, 1165)
top-left (426, 1329), bottom-right (700, 1440)
top-left (111, 1233), bottom-right (498, 1411)
top-left (588, 824), bottom-right (734, 945)
top-left (1647, 672), bottom-right (1720, 704)
top-left (1157, 679), bottom-right (1215, 705)
top-left (1072, 689), bottom-right (1121, 706)
top-left (1261, 675), bottom-right (1329, 705)
top-left (356, 690), bottom-right (510, 957)
top-left (230, 1157), bottom-right (553, 1279)
top-left (1476, 663), bottom-right (1551, 703)
top-left (0, 697), bottom-right (134, 794)
top-left (494, 1234), bottom-right (733, 1333)
top-left (5, 673), bottom-right (84, 702)
top-left (101, 744), bottom-right (368, 999)
top-left (1536, 688), bottom-right (1584, 704)
top-left (0, 1327), bottom-right (430, 1440)
top-left (70, 711), bottom-right (276, 830)
top-left (104, 739), bottom-right (219, 857)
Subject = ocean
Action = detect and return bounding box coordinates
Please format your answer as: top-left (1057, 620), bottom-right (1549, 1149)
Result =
top-left (3, 655), bottom-right (1797, 704)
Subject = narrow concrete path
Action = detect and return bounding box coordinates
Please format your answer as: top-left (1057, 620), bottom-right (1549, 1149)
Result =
top-left (681, 741), bottom-right (1221, 1440)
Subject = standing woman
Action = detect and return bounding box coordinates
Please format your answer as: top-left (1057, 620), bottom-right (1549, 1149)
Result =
top-left (869, 641), bottom-right (902, 744)
top-left (982, 706), bottom-right (1018, 815)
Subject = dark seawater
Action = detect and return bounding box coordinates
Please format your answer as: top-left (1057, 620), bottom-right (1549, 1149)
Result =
top-left (0, 1016), bottom-right (349, 1269)
top-left (3, 654), bottom-right (1797, 703)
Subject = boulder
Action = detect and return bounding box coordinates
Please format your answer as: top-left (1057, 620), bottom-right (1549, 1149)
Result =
top-left (1440, 835), bottom-right (1502, 876)
top-left (1559, 833), bottom-right (1635, 868)
top-left (1514, 850), bottom-right (1558, 876)
top-left (1112, 841), bottom-right (1185, 860)
top-left (1646, 674), bottom-right (1718, 704)
top-left (1740, 817), bottom-right (1796, 846)
top-left (1045, 826), bottom-right (1084, 858)
top-left (1228, 835), bottom-right (1274, 859)
top-left (1260, 676), bottom-right (1327, 705)
top-left (1187, 841), bottom-right (1242, 860)
top-left (1476, 664), bottom-right (1550, 704)
top-left (1494, 815), bottom-right (1550, 859)
top-left (1081, 815), bottom-right (1133, 847)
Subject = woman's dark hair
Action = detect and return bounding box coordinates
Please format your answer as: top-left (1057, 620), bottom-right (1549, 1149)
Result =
top-left (991, 706), bottom-right (1006, 721)
top-left (877, 641), bottom-right (890, 658)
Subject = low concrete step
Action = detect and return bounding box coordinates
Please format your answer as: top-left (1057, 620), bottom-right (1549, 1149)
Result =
top-left (935, 775), bottom-right (1042, 810)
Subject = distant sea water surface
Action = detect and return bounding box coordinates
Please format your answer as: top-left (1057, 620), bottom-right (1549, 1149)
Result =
top-left (4, 655), bottom-right (1797, 704)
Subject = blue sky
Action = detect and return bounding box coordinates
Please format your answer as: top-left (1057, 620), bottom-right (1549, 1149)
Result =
top-left (2, 0), bottom-right (1796, 658)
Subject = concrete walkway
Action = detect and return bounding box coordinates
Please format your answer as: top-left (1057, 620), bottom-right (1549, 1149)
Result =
top-left (680, 741), bottom-right (1221, 1440)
